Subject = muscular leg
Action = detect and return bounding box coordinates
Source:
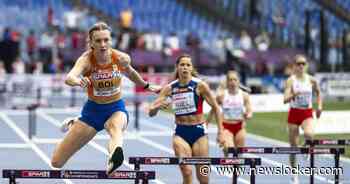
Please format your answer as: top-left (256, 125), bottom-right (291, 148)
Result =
top-left (232, 128), bottom-right (246, 180)
top-left (288, 124), bottom-right (300, 168)
top-left (233, 128), bottom-right (246, 148)
top-left (104, 111), bottom-right (127, 174)
top-left (105, 111), bottom-right (127, 155)
top-left (192, 135), bottom-right (209, 184)
top-left (51, 120), bottom-right (97, 168)
top-left (222, 129), bottom-right (234, 157)
top-left (301, 118), bottom-right (314, 144)
top-left (173, 136), bottom-right (193, 184)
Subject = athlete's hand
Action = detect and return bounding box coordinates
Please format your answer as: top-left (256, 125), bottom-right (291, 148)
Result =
top-left (147, 84), bottom-right (162, 94)
top-left (155, 100), bottom-right (170, 110)
top-left (216, 131), bottom-right (225, 146)
top-left (79, 77), bottom-right (91, 88)
top-left (244, 112), bottom-right (252, 120)
top-left (316, 109), bottom-right (322, 119)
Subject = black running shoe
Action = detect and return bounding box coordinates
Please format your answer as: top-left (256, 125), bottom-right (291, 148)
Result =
top-left (107, 147), bottom-right (124, 175)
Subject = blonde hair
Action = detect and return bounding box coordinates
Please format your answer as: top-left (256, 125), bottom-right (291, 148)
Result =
top-left (86, 22), bottom-right (112, 49)
top-left (294, 54), bottom-right (309, 72)
top-left (294, 54), bottom-right (307, 64)
top-left (226, 70), bottom-right (240, 81)
top-left (219, 70), bottom-right (240, 90)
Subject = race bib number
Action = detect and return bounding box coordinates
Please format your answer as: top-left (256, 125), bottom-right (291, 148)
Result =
top-left (93, 87), bottom-right (120, 97)
top-left (294, 93), bottom-right (311, 108)
top-left (223, 107), bottom-right (243, 120)
top-left (172, 92), bottom-right (196, 115)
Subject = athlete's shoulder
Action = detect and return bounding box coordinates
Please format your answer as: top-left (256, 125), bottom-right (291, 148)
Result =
top-left (241, 90), bottom-right (250, 98)
top-left (111, 49), bottom-right (131, 70)
top-left (75, 51), bottom-right (92, 67)
top-left (169, 79), bottom-right (179, 86)
top-left (286, 75), bottom-right (295, 83)
top-left (112, 49), bottom-right (130, 59)
top-left (284, 75), bottom-right (294, 89)
top-left (78, 50), bottom-right (91, 61)
top-left (217, 88), bottom-right (226, 98)
top-left (306, 73), bottom-right (315, 80)
top-left (288, 74), bottom-right (296, 80)
top-left (307, 74), bottom-right (318, 85)
top-left (192, 77), bottom-right (202, 82)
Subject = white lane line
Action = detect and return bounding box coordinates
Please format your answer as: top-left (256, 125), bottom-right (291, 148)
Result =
top-left (37, 111), bottom-right (165, 184)
top-left (1, 108), bottom-right (80, 115)
top-left (0, 143), bottom-right (30, 148)
top-left (32, 137), bottom-right (61, 144)
top-left (0, 112), bottom-right (74, 184)
top-left (32, 130), bottom-right (175, 144)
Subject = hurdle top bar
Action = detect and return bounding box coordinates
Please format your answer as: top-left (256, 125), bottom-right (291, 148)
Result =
top-left (129, 157), bottom-right (261, 165)
top-left (306, 139), bottom-right (350, 146)
top-left (2, 170), bottom-right (155, 180)
top-left (227, 147), bottom-right (345, 154)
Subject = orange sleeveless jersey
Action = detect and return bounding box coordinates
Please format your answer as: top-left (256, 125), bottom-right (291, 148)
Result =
top-left (85, 49), bottom-right (126, 104)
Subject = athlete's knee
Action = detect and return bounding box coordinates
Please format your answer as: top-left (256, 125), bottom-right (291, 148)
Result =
top-left (303, 129), bottom-right (313, 139)
top-left (234, 133), bottom-right (246, 147)
top-left (181, 166), bottom-right (193, 178)
top-left (196, 172), bottom-right (209, 184)
top-left (106, 115), bottom-right (127, 132)
top-left (198, 178), bottom-right (209, 184)
top-left (51, 158), bottom-right (64, 168)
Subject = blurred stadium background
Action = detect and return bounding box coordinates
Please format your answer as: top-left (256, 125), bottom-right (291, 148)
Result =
top-left (1, 0), bottom-right (349, 138)
top-left (0, 0), bottom-right (350, 181)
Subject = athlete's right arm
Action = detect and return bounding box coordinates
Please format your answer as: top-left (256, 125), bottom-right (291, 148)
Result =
top-left (65, 54), bottom-right (90, 87)
top-left (149, 85), bottom-right (171, 117)
top-left (283, 77), bottom-right (297, 104)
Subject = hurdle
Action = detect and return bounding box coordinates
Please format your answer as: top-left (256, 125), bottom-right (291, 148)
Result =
top-left (2, 169), bottom-right (156, 184)
top-left (129, 157), bottom-right (261, 184)
top-left (306, 139), bottom-right (350, 184)
top-left (27, 103), bottom-right (40, 139)
top-left (228, 147), bottom-right (345, 184)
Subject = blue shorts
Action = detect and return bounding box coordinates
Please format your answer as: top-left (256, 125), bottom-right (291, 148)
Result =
top-left (175, 123), bottom-right (207, 147)
top-left (79, 99), bottom-right (129, 132)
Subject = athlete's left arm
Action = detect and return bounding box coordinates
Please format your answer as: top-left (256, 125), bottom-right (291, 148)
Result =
top-left (311, 77), bottom-right (323, 118)
top-left (118, 52), bottom-right (161, 93)
top-left (198, 82), bottom-right (224, 143)
top-left (243, 92), bottom-right (253, 120)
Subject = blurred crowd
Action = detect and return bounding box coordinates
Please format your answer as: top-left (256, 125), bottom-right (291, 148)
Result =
top-left (0, 3), bottom-right (277, 77)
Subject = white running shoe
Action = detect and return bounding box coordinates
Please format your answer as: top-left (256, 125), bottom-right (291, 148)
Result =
top-left (290, 175), bottom-right (299, 184)
top-left (60, 117), bottom-right (77, 132)
top-left (302, 152), bottom-right (311, 162)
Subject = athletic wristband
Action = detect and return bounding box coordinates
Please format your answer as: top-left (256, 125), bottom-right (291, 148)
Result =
top-left (143, 83), bottom-right (150, 89)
